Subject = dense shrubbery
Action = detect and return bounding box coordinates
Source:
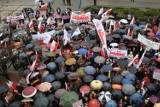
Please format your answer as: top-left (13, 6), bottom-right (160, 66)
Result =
top-left (83, 6), bottom-right (160, 21)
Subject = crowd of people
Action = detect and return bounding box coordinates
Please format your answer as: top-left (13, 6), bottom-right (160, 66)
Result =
top-left (0, 0), bottom-right (160, 107)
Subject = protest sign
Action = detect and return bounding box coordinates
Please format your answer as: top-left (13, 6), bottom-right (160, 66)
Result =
top-left (7, 14), bottom-right (24, 22)
top-left (107, 49), bottom-right (128, 58)
top-left (70, 11), bottom-right (91, 23)
top-left (138, 33), bottom-right (160, 50)
top-left (32, 30), bottom-right (55, 40)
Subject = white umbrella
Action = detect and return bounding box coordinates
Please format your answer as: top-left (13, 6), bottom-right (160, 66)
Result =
top-left (98, 91), bottom-right (111, 102)
top-left (110, 43), bottom-right (119, 47)
top-left (120, 19), bottom-right (128, 24)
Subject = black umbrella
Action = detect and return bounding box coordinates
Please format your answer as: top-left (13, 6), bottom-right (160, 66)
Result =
top-left (146, 83), bottom-right (157, 91)
top-left (128, 66), bottom-right (137, 74)
top-left (112, 89), bottom-right (123, 100)
top-left (0, 86), bottom-right (9, 94)
top-left (111, 34), bottom-right (121, 38)
top-left (33, 97), bottom-right (49, 107)
top-left (111, 75), bottom-right (123, 84)
top-left (117, 59), bottom-right (128, 68)
top-left (47, 94), bottom-right (55, 102)
top-left (83, 75), bottom-right (94, 83)
top-left (9, 101), bottom-right (21, 107)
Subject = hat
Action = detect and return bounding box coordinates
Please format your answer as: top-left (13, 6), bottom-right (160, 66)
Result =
top-left (22, 86), bottom-right (37, 98)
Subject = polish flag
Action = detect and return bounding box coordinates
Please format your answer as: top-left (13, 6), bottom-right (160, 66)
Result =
top-left (65, 82), bottom-right (69, 91)
top-left (127, 28), bottom-right (131, 36)
top-left (59, 51), bottom-right (62, 57)
top-left (67, 50), bottom-right (71, 59)
top-left (50, 40), bottom-right (58, 52)
top-left (136, 49), bottom-right (147, 69)
top-left (4, 42), bottom-right (6, 49)
top-left (29, 20), bottom-right (34, 28)
top-left (101, 48), bottom-right (105, 58)
top-left (36, 51), bottom-right (39, 59)
top-left (6, 81), bottom-right (17, 92)
top-left (128, 54), bottom-right (139, 67)
top-left (103, 9), bottom-right (112, 16)
top-left (30, 60), bottom-right (37, 72)
top-left (41, 3), bottom-right (48, 10)
top-left (130, 17), bottom-right (136, 25)
top-left (38, 22), bottom-right (43, 32)
top-left (98, 8), bottom-right (104, 15)
top-left (25, 72), bottom-right (32, 84)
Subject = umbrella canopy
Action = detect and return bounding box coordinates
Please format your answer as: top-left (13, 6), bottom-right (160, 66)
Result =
top-left (103, 82), bottom-right (111, 91)
top-left (55, 57), bottom-right (65, 63)
top-left (120, 19), bottom-right (128, 24)
top-left (9, 101), bottom-right (21, 107)
top-left (76, 67), bottom-right (86, 75)
top-left (111, 34), bottom-right (121, 38)
top-left (38, 82), bottom-right (52, 92)
top-left (112, 84), bottom-right (122, 90)
top-left (92, 47), bottom-right (101, 52)
top-left (34, 97), bottom-right (49, 107)
top-left (130, 92), bottom-right (143, 102)
top-left (80, 85), bottom-right (91, 94)
top-left (98, 91), bottom-right (111, 102)
top-left (117, 59), bottom-right (128, 68)
top-left (46, 52), bottom-right (56, 57)
top-left (105, 100), bottom-right (117, 107)
top-left (65, 58), bottom-right (76, 65)
top-left (0, 86), bottom-right (9, 94)
top-left (90, 80), bottom-right (103, 90)
top-left (55, 72), bottom-right (65, 79)
top-left (111, 75), bottom-right (123, 84)
top-left (51, 81), bottom-right (61, 91)
top-left (22, 86), bottom-right (37, 98)
top-left (147, 32), bottom-right (155, 37)
top-left (43, 74), bottom-right (55, 83)
top-left (37, 64), bottom-right (47, 70)
top-left (121, 78), bottom-right (133, 85)
top-left (21, 97), bottom-right (34, 103)
top-left (55, 89), bottom-right (67, 99)
top-left (94, 56), bottom-right (105, 64)
top-left (62, 15), bottom-right (70, 20)
top-left (101, 64), bottom-right (112, 72)
top-left (83, 75), bottom-right (94, 83)
top-left (146, 83), bottom-right (157, 91)
top-left (47, 94), bottom-right (55, 102)
top-left (128, 66), bottom-right (138, 74)
top-left (25, 43), bottom-right (33, 50)
top-left (67, 72), bottom-right (80, 80)
top-left (84, 66), bottom-right (96, 75)
top-left (124, 73), bottom-right (136, 82)
top-left (33, 45), bottom-right (42, 51)
top-left (149, 96), bottom-right (159, 103)
top-left (60, 91), bottom-right (79, 107)
top-left (88, 99), bottom-right (100, 107)
top-left (112, 89), bottom-right (123, 100)
top-left (122, 84), bottom-right (135, 95)
top-left (30, 72), bottom-right (39, 79)
top-left (110, 43), bottom-right (119, 47)
top-left (47, 62), bottom-right (57, 71)
top-left (78, 48), bottom-right (88, 55)
top-left (96, 74), bottom-right (108, 82)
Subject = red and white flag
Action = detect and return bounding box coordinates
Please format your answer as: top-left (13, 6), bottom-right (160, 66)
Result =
top-left (65, 82), bottom-right (69, 91)
top-left (29, 20), bottom-right (34, 28)
top-left (50, 40), bottom-right (58, 52)
top-left (4, 42), bottom-right (6, 49)
top-left (98, 8), bottom-right (104, 15)
top-left (41, 3), bottom-right (48, 10)
top-left (128, 54), bottom-right (139, 67)
top-left (63, 29), bottom-right (70, 45)
top-left (93, 19), bottom-right (107, 50)
top-left (101, 48), bottom-right (105, 58)
top-left (103, 9), bottom-right (112, 16)
top-left (26, 72), bottom-right (32, 84)
top-left (36, 51), bottom-right (39, 59)
top-left (127, 28), bottom-right (131, 36)
top-left (38, 22), bottom-right (43, 32)
top-left (87, 50), bottom-right (91, 60)
top-left (136, 49), bottom-right (147, 69)
top-left (130, 17), bottom-right (136, 25)
top-left (6, 81), bottom-right (17, 92)
top-left (30, 60), bottom-right (37, 72)
top-left (59, 51), bottom-right (62, 57)
top-left (43, 33), bottom-right (51, 44)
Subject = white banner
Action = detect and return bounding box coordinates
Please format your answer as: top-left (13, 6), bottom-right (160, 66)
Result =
top-left (93, 19), bottom-right (107, 49)
top-left (153, 70), bottom-right (160, 81)
top-left (107, 49), bottom-right (128, 58)
top-left (7, 14), bottom-right (24, 22)
top-left (138, 33), bottom-right (160, 50)
top-left (32, 30), bottom-right (55, 40)
top-left (70, 11), bottom-right (91, 23)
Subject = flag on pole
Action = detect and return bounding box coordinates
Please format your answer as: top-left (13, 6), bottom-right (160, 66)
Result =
top-left (26, 72), bottom-right (32, 84)
top-left (36, 51), bottom-right (39, 59)
top-left (63, 29), bottom-right (70, 45)
top-left (98, 8), bottom-right (104, 15)
top-left (128, 54), bottom-right (139, 67)
top-left (136, 49), bottom-right (147, 69)
top-left (78, 0), bottom-right (82, 9)
top-left (87, 50), bottom-right (91, 60)
top-left (4, 42), bottom-right (6, 49)
top-left (30, 60), bottom-right (37, 72)
top-left (127, 28), bottom-right (131, 36)
top-left (41, 3), bottom-right (48, 10)
top-left (65, 82), bottom-right (69, 91)
top-left (103, 9), bottom-right (112, 16)
top-left (6, 81), bottom-right (17, 92)
top-left (71, 27), bottom-right (81, 38)
top-left (29, 20), bottom-right (34, 28)
top-left (50, 40), bottom-right (58, 52)
top-left (43, 33), bottom-right (51, 44)
top-left (38, 22), bottom-right (43, 32)
top-left (130, 17), bottom-right (136, 25)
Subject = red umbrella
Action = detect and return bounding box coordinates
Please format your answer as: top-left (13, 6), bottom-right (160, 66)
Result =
top-left (53, 13), bottom-right (61, 19)
top-left (62, 15), bottom-right (70, 20)
top-left (88, 99), bottom-right (100, 107)
top-left (22, 86), bottom-right (37, 98)
top-left (80, 85), bottom-right (91, 94)
top-left (147, 32), bottom-right (155, 36)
